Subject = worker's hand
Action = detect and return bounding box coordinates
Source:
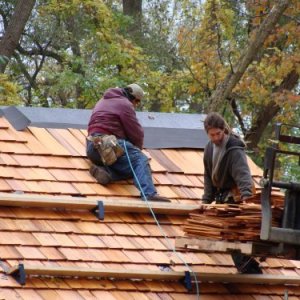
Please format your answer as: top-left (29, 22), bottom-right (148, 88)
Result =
top-left (201, 199), bottom-right (215, 205)
top-left (241, 195), bottom-right (255, 203)
top-left (199, 202), bottom-right (216, 212)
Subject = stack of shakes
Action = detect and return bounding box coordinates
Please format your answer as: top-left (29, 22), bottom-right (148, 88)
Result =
top-left (183, 192), bottom-right (284, 242)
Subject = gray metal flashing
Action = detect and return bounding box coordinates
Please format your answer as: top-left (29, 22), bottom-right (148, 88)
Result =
top-left (136, 111), bottom-right (205, 129)
top-left (1, 106), bottom-right (31, 130)
top-left (143, 127), bottom-right (207, 149)
top-left (0, 106), bottom-right (208, 149)
top-left (1, 106), bottom-right (90, 129)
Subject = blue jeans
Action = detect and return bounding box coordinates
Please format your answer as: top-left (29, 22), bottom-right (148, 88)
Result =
top-left (86, 139), bottom-right (157, 198)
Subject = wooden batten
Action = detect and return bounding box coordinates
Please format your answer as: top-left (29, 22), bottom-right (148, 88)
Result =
top-left (175, 237), bottom-right (254, 254)
top-left (8, 264), bottom-right (184, 280)
top-left (175, 237), bottom-right (297, 259)
top-left (0, 193), bottom-right (199, 215)
top-left (8, 264), bottom-right (300, 286)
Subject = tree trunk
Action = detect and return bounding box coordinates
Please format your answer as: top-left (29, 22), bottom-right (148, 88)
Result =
top-left (65, 16), bottom-right (86, 108)
top-left (208, 0), bottom-right (291, 111)
top-left (0, 0), bottom-right (36, 73)
top-left (244, 69), bottom-right (299, 150)
top-left (123, 0), bottom-right (143, 39)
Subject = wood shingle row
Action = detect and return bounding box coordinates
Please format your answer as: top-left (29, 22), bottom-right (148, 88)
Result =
top-left (0, 113), bottom-right (298, 300)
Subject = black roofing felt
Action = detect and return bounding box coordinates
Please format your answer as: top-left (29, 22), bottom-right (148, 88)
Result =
top-left (0, 106), bottom-right (208, 149)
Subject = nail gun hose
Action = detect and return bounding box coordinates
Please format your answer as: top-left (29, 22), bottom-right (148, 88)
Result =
top-left (122, 140), bottom-right (200, 299)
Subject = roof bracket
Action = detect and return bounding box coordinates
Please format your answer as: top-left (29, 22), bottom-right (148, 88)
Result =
top-left (182, 271), bottom-right (192, 292)
top-left (231, 251), bottom-right (262, 274)
top-left (11, 263), bottom-right (26, 285)
top-left (92, 200), bottom-right (105, 220)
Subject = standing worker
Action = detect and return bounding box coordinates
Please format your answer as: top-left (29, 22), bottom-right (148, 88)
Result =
top-left (86, 83), bottom-right (170, 202)
top-left (202, 112), bottom-right (260, 274)
top-left (202, 112), bottom-right (254, 204)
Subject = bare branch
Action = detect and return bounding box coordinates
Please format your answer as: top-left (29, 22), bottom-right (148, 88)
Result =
top-left (229, 95), bottom-right (247, 135)
top-left (16, 44), bottom-right (63, 63)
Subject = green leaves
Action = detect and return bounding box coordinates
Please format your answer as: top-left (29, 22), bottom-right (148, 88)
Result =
top-left (0, 56), bottom-right (9, 65)
top-left (1, 0), bottom-right (299, 162)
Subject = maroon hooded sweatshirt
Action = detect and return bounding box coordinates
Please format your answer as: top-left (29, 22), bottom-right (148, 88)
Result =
top-left (88, 88), bottom-right (144, 149)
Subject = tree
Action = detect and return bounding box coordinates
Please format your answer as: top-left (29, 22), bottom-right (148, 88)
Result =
top-left (244, 70), bottom-right (299, 150)
top-left (0, 0), bottom-right (36, 72)
top-left (177, 0), bottom-right (299, 156)
top-left (123, 0), bottom-right (142, 39)
top-left (1, 0), bottom-right (153, 107)
top-left (208, 0), bottom-right (291, 112)
top-left (1, 0), bottom-right (299, 172)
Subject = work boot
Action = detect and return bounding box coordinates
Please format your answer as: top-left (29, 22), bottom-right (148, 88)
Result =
top-left (89, 165), bottom-right (112, 185)
top-left (146, 194), bottom-right (171, 202)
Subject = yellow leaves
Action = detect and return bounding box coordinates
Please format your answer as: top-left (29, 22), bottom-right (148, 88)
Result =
top-left (286, 0), bottom-right (300, 18)
top-left (36, 0), bottom-right (299, 119)
top-left (249, 0), bottom-right (270, 27)
top-left (216, 7), bottom-right (234, 39)
top-left (42, 0), bottom-right (113, 28)
top-left (0, 75), bottom-right (21, 105)
top-left (274, 100), bottom-right (299, 125)
top-left (273, 91), bottom-right (300, 108)
top-left (189, 85), bottom-right (198, 95)
top-left (287, 93), bottom-right (300, 104)
top-left (178, 0), bottom-right (244, 104)
top-left (141, 70), bottom-right (190, 112)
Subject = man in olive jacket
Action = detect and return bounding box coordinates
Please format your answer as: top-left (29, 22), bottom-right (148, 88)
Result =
top-left (202, 112), bottom-right (261, 275)
top-left (202, 112), bottom-right (254, 204)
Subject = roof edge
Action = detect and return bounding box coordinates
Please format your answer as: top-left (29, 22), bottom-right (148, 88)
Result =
top-left (1, 106), bottom-right (30, 130)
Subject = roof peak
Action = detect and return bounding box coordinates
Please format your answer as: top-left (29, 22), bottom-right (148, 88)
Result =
top-left (0, 106), bottom-right (208, 149)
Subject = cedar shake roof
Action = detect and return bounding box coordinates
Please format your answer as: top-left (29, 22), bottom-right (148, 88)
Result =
top-left (0, 107), bottom-right (299, 300)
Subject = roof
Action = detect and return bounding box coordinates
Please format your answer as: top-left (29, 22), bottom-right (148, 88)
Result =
top-left (0, 107), bottom-right (299, 300)
top-left (0, 106), bottom-right (208, 149)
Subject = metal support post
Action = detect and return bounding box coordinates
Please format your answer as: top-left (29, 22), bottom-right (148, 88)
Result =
top-left (11, 264), bottom-right (26, 285)
top-left (92, 200), bottom-right (105, 220)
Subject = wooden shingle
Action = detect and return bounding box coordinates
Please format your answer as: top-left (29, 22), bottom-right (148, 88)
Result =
top-left (0, 113), bottom-right (296, 299)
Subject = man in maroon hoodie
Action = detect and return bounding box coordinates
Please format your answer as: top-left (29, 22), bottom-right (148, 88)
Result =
top-left (87, 83), bottom-right (170, 202)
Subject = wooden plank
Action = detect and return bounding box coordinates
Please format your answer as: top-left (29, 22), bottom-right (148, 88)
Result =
top-left (175, 237), bottom-right (253, 254)
top-left (8, 264), bottom-right (300, 285)
top-left (0, 193), bottom-right (198, 215)
top-left (198, 273), bottom-right (300, 285)
top-left (8, 265), bottom-right (184, 280)
top-left (0, 193), bottom-right (93, 208)
top-left (176, 237), bottom-right (294, 259)
top-left (81, 199), bottom-right (199, 215)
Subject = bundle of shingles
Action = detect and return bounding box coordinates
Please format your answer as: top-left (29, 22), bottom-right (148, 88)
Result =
top-left (183, 192), bottom-right (284, 242)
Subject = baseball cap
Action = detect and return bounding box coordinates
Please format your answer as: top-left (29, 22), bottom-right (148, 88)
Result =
top-left (127, 83), bottom-right (144, 100)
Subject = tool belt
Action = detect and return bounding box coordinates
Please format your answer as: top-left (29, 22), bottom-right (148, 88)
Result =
top-left (88, 134), bottom-right (124, 166)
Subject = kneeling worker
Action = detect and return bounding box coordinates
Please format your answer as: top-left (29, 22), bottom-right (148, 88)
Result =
top-left (86, 83), bottom-right (170, 202)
